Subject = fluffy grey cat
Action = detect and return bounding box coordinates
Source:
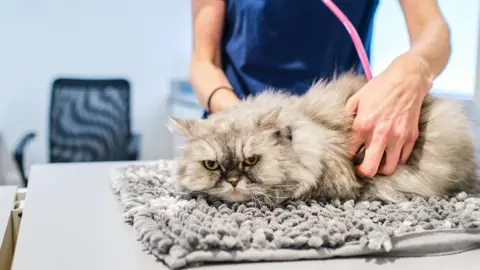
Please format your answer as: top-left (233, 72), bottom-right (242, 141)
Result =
top-left (168, 72), bottom-right (478, 205)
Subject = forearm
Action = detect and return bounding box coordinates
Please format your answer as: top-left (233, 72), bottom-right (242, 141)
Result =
top-left (189, 58), bottom-right (240, 113)
top-left (398, 0), bottom-right (451, 79)
top-left (190, 0), bottom-right (240, 113)
top-left (404, 20), bottom-right (451, 79)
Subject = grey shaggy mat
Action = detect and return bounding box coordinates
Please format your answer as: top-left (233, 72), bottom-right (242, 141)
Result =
top-left (110, 161), bottom-right (480, 269)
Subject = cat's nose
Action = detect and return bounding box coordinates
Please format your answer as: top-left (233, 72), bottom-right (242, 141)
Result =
top-left (228, 179), bottom-right (238, 187)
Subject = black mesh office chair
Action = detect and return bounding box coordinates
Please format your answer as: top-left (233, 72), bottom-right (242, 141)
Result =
top-left (14, 78), bottom-right (140, 186)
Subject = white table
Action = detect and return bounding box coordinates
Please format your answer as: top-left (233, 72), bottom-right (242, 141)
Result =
top-left (0, 186), bottom-right (17, 270)
top-left (11, 162), bottom-right (480, 270)
top-left (0, 134), bottom-right (23, 187)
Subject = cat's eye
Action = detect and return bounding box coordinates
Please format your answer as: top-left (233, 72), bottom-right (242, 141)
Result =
top-left (203, 160), bottom-right (219, 170)
top-left (244, 155), bottom-right (259, 166)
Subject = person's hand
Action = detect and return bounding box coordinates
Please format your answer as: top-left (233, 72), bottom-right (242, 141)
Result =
top-left (346, 53), bottom-right (433, 177)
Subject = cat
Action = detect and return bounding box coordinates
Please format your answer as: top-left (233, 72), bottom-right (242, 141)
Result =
top-left (168, 72), bottom-right (479, 205)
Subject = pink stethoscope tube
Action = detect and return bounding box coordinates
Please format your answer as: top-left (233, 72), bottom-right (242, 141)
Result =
top-left (322, 0), bottom-right (373, 80)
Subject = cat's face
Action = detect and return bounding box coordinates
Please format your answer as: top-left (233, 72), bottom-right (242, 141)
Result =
top-left (169, 108), bottom-right (297, 204)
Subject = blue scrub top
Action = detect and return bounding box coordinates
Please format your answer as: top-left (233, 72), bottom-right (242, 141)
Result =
top-left (205, 0), bottom-right (379, 117)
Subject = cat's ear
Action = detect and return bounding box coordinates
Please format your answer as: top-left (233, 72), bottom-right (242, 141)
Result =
top-left (273, 126), bottom-right (293, 141)
top-left (281, 126), bottom-right (293, 141)
top-left (259, 107), bottom-right (282, 129)
top-left (167, 117), bottom-right (199, 137)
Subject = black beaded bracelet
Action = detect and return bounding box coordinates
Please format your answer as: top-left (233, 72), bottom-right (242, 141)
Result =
top-left (206, 86), bottom-right (233, 113)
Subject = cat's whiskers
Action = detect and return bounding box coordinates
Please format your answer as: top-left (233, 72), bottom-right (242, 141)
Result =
top-left (251, 195), bottom-right (261, 208)
top-left (261, 193), bottom-right (294, 200)
top-left (269, 184), bottom-right (300, 191)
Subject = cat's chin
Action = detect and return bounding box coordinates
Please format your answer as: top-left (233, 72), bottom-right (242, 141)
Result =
top-left (222, 190), bottom-right (250, 202)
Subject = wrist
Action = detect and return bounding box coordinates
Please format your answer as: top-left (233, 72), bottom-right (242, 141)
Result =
top-left (207, 87), bottom-right (239, 113)
top-left (387, 52), bottom-right (434, 96)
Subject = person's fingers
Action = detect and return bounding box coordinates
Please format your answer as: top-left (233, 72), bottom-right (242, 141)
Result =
top-left (345, 93), bottom-right (360, 116)
top-left (399, 140), bottom-right (415, 164)
top-left (399, 130), bottom-right (418, 164)
top-left (349, 109), bottom-right (370, 158)
top-left (378, 141), bottom-right (403, 175)
top-left (349, 131), bottom-right (365, 158)
top-left (355, 132), bottom-right (387, 177)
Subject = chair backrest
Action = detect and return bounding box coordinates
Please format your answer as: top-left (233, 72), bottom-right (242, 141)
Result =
top-left (49, 78), bottom-right (132, 163)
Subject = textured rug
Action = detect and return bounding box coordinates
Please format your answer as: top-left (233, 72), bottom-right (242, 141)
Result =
top-left (110, 161), bottom-right (480, 269)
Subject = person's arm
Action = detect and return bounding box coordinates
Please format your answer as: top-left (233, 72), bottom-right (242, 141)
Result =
top-left (395, 0), bottom-right (451, 82)
top-left (346, 0), bottom-right (452, 177)
top-left (190, 0), bottom-right (240, 113)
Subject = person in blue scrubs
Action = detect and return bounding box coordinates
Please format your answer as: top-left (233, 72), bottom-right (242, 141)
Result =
top-left (189, 0), bottom-right (451, 178)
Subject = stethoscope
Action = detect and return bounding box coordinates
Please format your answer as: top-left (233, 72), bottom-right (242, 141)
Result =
top-left (322, 0), bottom-right (372, 80)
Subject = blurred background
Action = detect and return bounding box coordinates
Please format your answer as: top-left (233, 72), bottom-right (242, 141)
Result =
top-left (0, 0), bottom-right (478, 187)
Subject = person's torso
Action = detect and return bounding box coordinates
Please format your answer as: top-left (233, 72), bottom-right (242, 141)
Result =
top-left (221, 0), bottom-right (379, 99)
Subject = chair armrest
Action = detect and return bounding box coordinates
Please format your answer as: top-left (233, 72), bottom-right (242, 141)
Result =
top-left (13, 132), bottom-right (37, 186)
top-left (127, 133), bottom-right (141, 160)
